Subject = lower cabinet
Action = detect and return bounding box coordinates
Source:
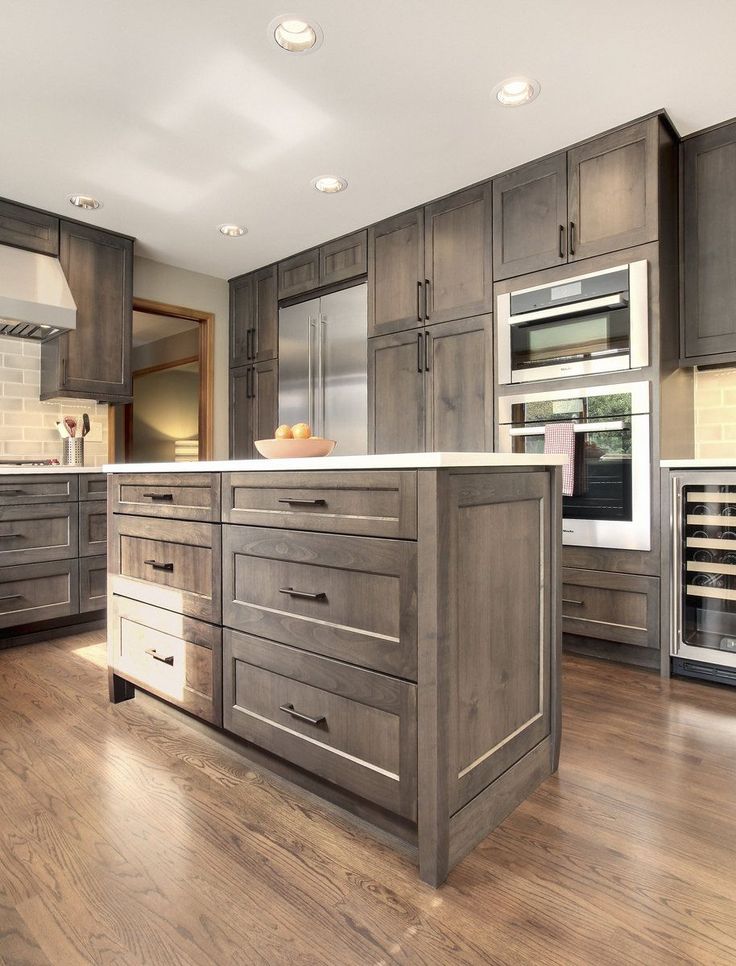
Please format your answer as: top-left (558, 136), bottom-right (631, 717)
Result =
top-left (223, 629), bottom-right (417, 820)
top-left (0, 559), bottom-right (80, 629)
top-left (562, 568), bottom-right (660, 650)
top-left (79, 556), bottom-right (107, 613)
top-left (230, 359), bottom-right (278, 459)
top-left (368, 315), bottom-right (492, 454)
top-left (110, 596), bottom-right (222, 725)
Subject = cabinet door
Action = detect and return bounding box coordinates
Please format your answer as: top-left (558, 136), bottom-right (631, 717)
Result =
top-left (424, 184), bottom-right (493, 324)
top-left (367, 209), bottom-right (424, 337)
top-left (425, 315), bottom-right (492, 452)
top-left (230, 365), bottom-right (254, 459)
top-left (278, 249), bottom-right (319, 299)
top-left (493, 153), bottom-right (568, 280)
top-left (253, 265), bottom-right (278, 362)
top-left (320, 230), bottom-right (367, 287)
top-left (47, 222), bottom-right (133, 400)
top-left (682, 122), bottom-right (736, 362)
top-left (0, 199), bottom-right (58, 255)
top-left (568, 117), bottom-right (658, 261)
top-left (252, 358), bottom-right (279, 451)
top-left (229, 274), bottom-right (255, 367)
top-left (368, 331), bottom-right (425, 454)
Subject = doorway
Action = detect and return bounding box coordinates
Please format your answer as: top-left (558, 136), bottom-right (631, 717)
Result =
top-left (110, 299), bottom-right (214, 463)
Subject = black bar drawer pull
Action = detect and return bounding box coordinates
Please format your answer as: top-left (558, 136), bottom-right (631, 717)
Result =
top-left (0, 533), bottom-right (23, 539)
top-left (277, 498), bottom-right (327, 507)
top-left (142, 493), bottom-right (174, 501)
top-left (559, 224), bottom-right (565, 258)
top-left (144, 559), bottom-right (174, 572)
top-left (562, 598), bottom-right (584, 607)
top-left (569, 221), bottom-right (576, 255)
top-left (279, 703), bottom-right (326, 727)
top-left (1, 490), bottom-right (27, 496)
top-left (145, 648), bottom-right (175, 666)
top-left (279, 587), bottom-right (326, 601)
top-left (417, 280), bottom-right (422, 322)
top-left (0, 594), bottom-right (22, 602)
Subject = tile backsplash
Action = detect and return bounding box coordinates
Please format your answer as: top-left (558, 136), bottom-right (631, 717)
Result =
top-left (0, 337), bottom-right (108, 465)
top-left (694, 368), bottom-right (736, 459)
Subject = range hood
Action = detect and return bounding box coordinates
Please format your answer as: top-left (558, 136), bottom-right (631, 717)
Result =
top-left (0, 244), bottom-right (77, 340)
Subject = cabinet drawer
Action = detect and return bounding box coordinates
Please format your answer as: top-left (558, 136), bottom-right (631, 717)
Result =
top-left (223, 526), bottom-right (417, 678)
top-left (0, 475), bottom-right (77, 505)
top-left (0, 559), bottom-right (79, 628)
top-left (223, 631), bottom-right (417, 819)
top-left (110, 597), bottom-right (222, 725)
top-left (80, 556), bottom-right (107, 613)
top-left (111, 473), bottom-right (220, 521)
top-left (562, 568), bottom-right (659, 648)
top-left (109, 515), bottom-right (221, 623)
top-left (0, 503), bottom-right (78, 565)
top-left (79, 474), bottom-right (107, 500)
top-left (222, 471), bottom-right (417, 539)
top-left (79, 501), bottom-right (107, 556)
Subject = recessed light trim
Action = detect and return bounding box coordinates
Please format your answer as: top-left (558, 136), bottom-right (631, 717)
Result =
top-left (218, 224), bottom-right (247, 237)
top-left (492, 76), bottom-right (541, 107)
top-left (269, 14), bottom-right (323, 53)
top-left (68, 194), bottom-right (102, 210)
top-left (311, 175), bottom-right (348, 194)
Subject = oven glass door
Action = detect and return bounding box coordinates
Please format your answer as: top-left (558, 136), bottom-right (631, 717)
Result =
top-left (682, 484), bottom-right (736, 654)
top-left (510, 305), bottom-right (630, 377)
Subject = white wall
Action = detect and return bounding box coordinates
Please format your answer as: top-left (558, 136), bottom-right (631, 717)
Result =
top-left (133, 256), bottom-right (229, 458)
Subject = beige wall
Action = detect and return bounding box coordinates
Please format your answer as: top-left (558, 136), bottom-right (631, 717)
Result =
top-left (133, 256), bottom-right (229, 458)
top-left (694, 368), bottom-right (736, 458)
top-left (131, 365), bottom-right (199, 463)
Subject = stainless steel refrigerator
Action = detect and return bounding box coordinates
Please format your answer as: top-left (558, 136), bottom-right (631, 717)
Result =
top-left (278, 283), bottom-right (367, 456)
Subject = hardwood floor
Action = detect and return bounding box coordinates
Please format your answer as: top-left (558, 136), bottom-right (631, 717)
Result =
top-left (1, 632), bottom-right (736, 965)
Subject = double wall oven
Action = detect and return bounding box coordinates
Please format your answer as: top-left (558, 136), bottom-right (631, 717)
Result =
top-left (498, 381), bottom-right (651, 552)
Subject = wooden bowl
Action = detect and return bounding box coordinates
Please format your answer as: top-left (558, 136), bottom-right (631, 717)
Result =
top-left (254, 437), bottom-right (337, 459)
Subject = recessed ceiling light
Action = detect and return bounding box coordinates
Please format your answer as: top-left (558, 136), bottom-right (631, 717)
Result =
top-left (68, 194), bottom-right (102, 210)
top-left (218, 224), bottom-right (247, 237)
top-left (492, 77), bottom-right (541, 107)
top-left (311, 175), bottom-right (348, 194)
top-left (269, 15), bottom-right (323, 53)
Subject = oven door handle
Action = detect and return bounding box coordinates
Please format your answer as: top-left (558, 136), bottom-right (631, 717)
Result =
top-left (508, 420), bottom-right (626, 437)
top-left (509, 293), bottom-right (627, 325)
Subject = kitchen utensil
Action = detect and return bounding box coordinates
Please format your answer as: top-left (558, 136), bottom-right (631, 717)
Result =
top-left (254, 438), bottom-right (336, 459)
top-left (82, 413), bottom-right (90, 437)
top-left (61, 437), bottom-right (84, 466)
top-left (56, 420), bottom-right (70, 439)
top-left (63, 416), bottom-right (77, 438)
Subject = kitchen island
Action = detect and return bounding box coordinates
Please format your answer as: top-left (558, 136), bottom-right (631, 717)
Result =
top-left (104, 453), bottom-right (564, 885)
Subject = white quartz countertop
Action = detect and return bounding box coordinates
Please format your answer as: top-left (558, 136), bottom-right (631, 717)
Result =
top-left (661, 459), bottom-right (736, 468)
top-left (0, 465), bottom-right (103, 475)
top-left (103, 452), bottom-right (567, 474)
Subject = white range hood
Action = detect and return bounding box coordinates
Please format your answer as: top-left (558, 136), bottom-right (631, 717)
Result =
top-left (0, 244), bottom-right (77, 340)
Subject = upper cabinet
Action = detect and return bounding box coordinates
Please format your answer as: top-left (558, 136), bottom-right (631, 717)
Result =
top-left (230, 265), bottom-right (277, 367)
top-left (368, 186), bottom-right (492, 337)
top-left (278, 248), bottom-right (319, 299)
top-left (681, 119), bottom-right (736, 365)
top-left (0, 199), bottom-right (58, 256)
top-left (493, 117), bottom-right (664, 280)
top-left (277, 231), bottom-right (367, 301)
top-left (41, 221), bottom-right (133, 402)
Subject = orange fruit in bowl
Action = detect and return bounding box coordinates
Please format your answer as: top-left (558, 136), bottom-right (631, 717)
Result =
top-left (291, 422), bottom-right (312, 440)
top-left (274, 424), bottom-right (293, 440)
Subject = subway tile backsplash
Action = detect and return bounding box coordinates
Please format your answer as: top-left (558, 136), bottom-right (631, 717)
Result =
top-left (694, 368), bottom-right (736, 459)
top-left (0, 336), bottom-right (108, 465)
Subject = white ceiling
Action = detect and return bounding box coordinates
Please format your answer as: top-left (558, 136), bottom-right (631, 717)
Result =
top-left (2, 0), bottom-right (734, 281)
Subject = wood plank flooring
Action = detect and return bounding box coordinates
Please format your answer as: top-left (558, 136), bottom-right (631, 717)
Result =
top-left (1, 631), bottom-right (736, 965)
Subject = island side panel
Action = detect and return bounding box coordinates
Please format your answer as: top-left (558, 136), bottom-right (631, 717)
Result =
top-left (107, 473), bottom-right (134, 702)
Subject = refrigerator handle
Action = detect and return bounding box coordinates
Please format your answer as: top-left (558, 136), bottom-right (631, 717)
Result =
top-left (319, 315), bottom-right (326, 439)
top-left (308, 317), bottom-right (315, 430)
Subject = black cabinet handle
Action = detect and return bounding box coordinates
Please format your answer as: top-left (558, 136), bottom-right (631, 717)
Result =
top-left (251, 327), bottom-right (257, 359)
top-left (424, 331), bottom-right (430, 371)
top-left (142, 493), bottom-right (174, 501)
top-left (144, 559), bottom-right (174, 572)
top-left (0, 594), bottom-right (22, 602)
top-left (279, 587), bottom-right (326, 601)
top-left (279, 703), bottom-right (326, 727)
top-left (247, 365), bottom-right (255, 398)
top-left (0, 533), bottom-right (23, 539)
top-left (277, 498), bottom-right (326, 507)
top-left (61, 357), bottom-right (67, 387)
top-left (1, 490), bottom-right (26, 496)
top-left (145, 648), bottom-right (175, 666)
top-left (562, 598), bottom-right (584, 607)
top-left (559, 224), bottom-right (565, 258)
top-left (247, 328), bottom-right (254, 360)
top-left (424, 279), bottom-right (430, 321)
top-left (417, 332), bottom-right (423, 373)
top-left (417, 281), bottom-right (422, 322)
top-left (569, 221), bottom-right (576, 255)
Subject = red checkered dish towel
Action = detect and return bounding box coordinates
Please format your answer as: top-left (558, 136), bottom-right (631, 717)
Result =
top-left (544, 421), bottom-right (575, 496)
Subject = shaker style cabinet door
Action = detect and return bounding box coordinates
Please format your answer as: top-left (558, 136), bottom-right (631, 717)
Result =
top-left (319, 230), bottom-right (367, 287)
top-left (367, 209), bottom-right (424, 337)
top-left (0, 199), bottom-right (58, 255)
top-left (682, 121), bottom-right (736, 363)
top-left (230, 365), bottom-right (254, 459)
top-left (493, 152), bottom-right (568, 280)
top-left (253, 265), bottom-right (278, 362)
top-left (229, 274), bottom-right (255, 367)
top-left (278, 249), bottom-right (319, 299)
top-left (368, 331), bottom-right (425, 454)
top-left (567, 117), bottom-right (659, 261)
top-left (424, 183), bottom-right (493, 324)
top-left (252, 358), bottom-right (278, 449)
top-left (424, 315), bottom-right (492, 453)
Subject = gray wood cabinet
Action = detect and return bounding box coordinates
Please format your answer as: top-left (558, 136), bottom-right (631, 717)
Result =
top-left (368, 209), bottom-right (425, 337)
top-left (0, 198), bottom-right (58, 255)
top-left (41, 221), bottom-right (134, 402)
top-left (278, 248), bottom-right (319, 299)
top-left (368, 329), bottom-right (426, 453)
top-left (319, 230), bottom-right (367, 287)
top-left (230, 265), bottom-right (278, 367)
top-left (230, 359), bottom-right (278, 460)
top-left (681, 119), bottom-right (736, 364)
